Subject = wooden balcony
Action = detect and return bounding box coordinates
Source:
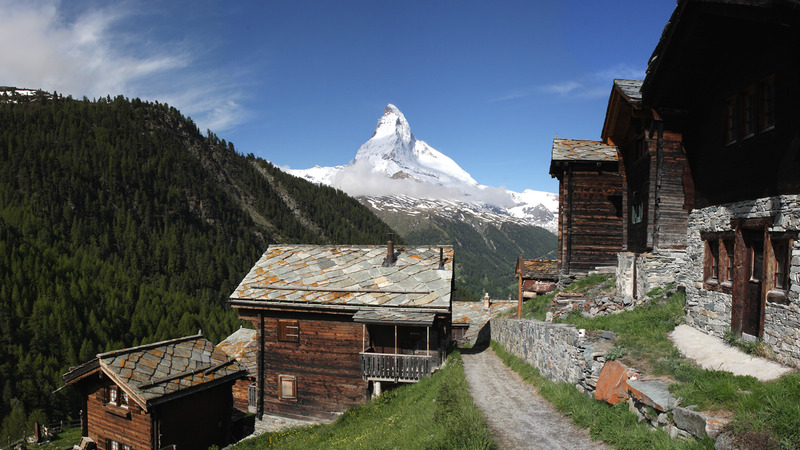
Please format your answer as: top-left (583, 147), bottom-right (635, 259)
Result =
top-left (359, 352), bottom-right (436, 383)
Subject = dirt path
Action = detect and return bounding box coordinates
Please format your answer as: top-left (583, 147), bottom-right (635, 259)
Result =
top-left (462, 346), bottom-right (609, 450)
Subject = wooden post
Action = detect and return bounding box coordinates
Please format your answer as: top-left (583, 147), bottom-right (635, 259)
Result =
top-left (257, 311), bottom-right (265, 420)
top-left (517, 273), bottom-right (523, 318)
top-left (426, 327), bottom-right (430, 356)
top-left (394, 325), bottom-right (398, 354)
top-left (362, 324), bottom-right (365, 352)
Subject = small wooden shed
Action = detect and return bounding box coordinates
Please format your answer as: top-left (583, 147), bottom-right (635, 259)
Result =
top-left (549, 138), bottom-right (623, 275)
top-left (515, 257), bottom-right (559, 317)
top-left (61, 334), bottom-right (244, 450)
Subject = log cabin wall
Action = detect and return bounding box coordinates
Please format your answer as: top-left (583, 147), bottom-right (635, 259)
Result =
top-left (557, 162), bottom-right (623, 274)
top-left (156, 381), bottom-right (235, 449)
top-left (231, 377), bottom-right (254, 413)
top-left (86, 379), bottom-right (151, 450)
top-left (239, 309), bottom-right (368, 420)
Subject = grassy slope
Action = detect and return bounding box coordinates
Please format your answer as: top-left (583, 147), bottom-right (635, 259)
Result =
top-left (502, 276), bottom-right (800, 449)
top-left (234, 352), bottom-right (497, 449)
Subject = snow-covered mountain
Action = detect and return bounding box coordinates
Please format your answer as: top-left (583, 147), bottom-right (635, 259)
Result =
top-left (286, 104), bottom-right (558, 233)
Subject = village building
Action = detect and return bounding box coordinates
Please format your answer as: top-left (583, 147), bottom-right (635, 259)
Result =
top-left (642, 0), bottom-right (800, 367)
top-left (229, 242), bottom-right (454, 420)
top-left (61, 334), bottom-right (245, 450)
top-left (515, 257), bottom-right (558, 317)
top-left (602, 79), bottom-right (692, 301)
top-left (217, 327), bottom-right (258, 414)
top-left (549, 138), bottom-right (623, 279)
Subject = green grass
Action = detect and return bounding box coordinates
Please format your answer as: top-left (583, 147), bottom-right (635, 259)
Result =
top-left (489, 341), bottom-right (710, 449)
top-left (234, 351), bottom-right (496, 449)
top-left (550, 287), bottom-right (800, 448)
top-left (563, 273), bottom-right (616, 293)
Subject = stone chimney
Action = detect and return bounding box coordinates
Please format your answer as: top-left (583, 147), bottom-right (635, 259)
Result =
top-left (483, 293), bottom-right (491, 310)
top-left (382, 238), bottom-right (397, 267)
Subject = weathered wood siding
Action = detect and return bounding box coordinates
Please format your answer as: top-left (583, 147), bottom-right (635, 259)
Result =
top-left (86, 380), bottom-right (151, 450)
top-left (240, 310), bottom-right (368, 420)
top-left (652, 132), bottom-right (689, 250)
top-left (156, 381), bottom-right (235, 449)
top-left (558, 163), bottom-right (623, 273)
top-left (231, 377), bottom-right (254, 413)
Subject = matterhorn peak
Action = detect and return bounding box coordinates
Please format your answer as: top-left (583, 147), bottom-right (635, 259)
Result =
top-left (371, 104), bottom-right (411, 141)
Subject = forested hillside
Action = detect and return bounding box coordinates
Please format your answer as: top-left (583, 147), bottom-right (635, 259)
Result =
top-left (0, 89), bottom-right (398, 438)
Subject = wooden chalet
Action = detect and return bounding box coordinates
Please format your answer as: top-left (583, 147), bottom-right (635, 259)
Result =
top-left (229, 242), bottom-right (454, 420)
top-left (61, 334), bottom-right (245, 450)
top-left (643, 0), bottom-right (800, 366)
top-left (602, 79), bottom-right (692, 299)
top-left (515, 257), bottom-right (558, 317)
top-left (217, 327), bottom-right (258, 414)
top-left (549, 138), bottom-right (623, 276)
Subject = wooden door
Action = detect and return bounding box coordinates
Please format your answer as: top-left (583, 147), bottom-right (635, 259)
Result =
top-left (741, 232), bottom-right (764, 337)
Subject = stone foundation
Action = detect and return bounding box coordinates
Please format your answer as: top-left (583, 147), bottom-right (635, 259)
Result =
top-left (683, 194), bottom-right (800, 368)
top-left (616, 250), bottom-right (687, 302)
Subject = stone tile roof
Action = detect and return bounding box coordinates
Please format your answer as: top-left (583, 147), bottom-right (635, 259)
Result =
top-left (217, 328), bottom-right (258, 377)
top-left (551, 138), bottom-right (618, 163)
top-left (353, 309), bottom-right (435, 326)
top-left (517, 258), bottom-right (559, 280)
top-left (614, 79), bottom-right (643, 102)
top-left (96, 334), bottom-right (244, 409)
top-left (230, 245), bottom-right (454, 311)
top-left (452, 301), bottom-right (517, 345)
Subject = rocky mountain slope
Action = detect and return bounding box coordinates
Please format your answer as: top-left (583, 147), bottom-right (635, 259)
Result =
top-left (287, 104), bottom-right (558, 297)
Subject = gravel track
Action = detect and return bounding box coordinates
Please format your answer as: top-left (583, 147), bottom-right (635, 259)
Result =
top-left (462, 346), bottom-right (609, 450)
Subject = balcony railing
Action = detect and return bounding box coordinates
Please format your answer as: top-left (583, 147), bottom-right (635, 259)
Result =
top-left (359, 352), bottom-right (436, 383)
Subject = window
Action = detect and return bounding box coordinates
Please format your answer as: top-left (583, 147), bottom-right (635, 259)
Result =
top-left (705, 240), bottom-right (720, 283)
top-left (742, 88), bottom-right (755, 138)
top-left (760, 76), bottom-right (775, 131)
top-left (278, 320), bottom-right (299, 342)
top-left (725, 96), bottom-right (737, 144)
top-left (109, 387), bottom-right (117, 404)
top-left (774, 241), bottom-right (790, 290)
top-left (723, 240), bottom-right (735, 284)
top-left (106, 439), bottom-right (130, 450)
top-left (631, 203), bottom-right (643, 224)
top-left (119, 391), bottom-right (129, 409)
top-left (278, 375), bottom-right (297, 400)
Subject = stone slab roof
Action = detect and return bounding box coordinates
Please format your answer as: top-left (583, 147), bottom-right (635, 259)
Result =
top-left (551, 138), bottom-right (618, 163)
top-left (353, 309), bottom-right (436, 326)
top-left (230, 245), bottom-right (454, 311)
top-left (614, 79), bottom-right (643, 102)
top-left (95, 334), bottom-right (244, 410)
top-left (217, 328), bottom-right (258, 377)
top-left (517, 258), bottom-right (559, 280)
top-left (452, 301), bottom-right (517, 345)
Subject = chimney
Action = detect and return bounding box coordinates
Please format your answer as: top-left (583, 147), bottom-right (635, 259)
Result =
top-left (438, 247), bottom-right (445, 270)
top-left (383, 237), bottom-right (397, 267)
top-left (483, 293), bottom-right (491, 310)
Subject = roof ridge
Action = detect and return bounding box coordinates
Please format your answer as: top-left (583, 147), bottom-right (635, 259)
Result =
top-left (97, 333), bottom-right (204, 359)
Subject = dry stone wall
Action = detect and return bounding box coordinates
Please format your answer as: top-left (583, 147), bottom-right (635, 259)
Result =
top-left (683, 194), bottom-right (800, 368)
top-left (616, 250), bottom-right (687, 302)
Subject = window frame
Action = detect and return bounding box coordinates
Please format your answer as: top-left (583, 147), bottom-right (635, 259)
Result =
top-left (760, 75), bottom-right (776, 132)
top-left (278, 319), bottom-right (300, 343)
top-left (278, 375), bottom-right (297, 401)
top-left (702, 233), bottom-right (734, 294)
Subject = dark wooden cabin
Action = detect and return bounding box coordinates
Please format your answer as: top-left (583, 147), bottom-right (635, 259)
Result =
top-left (643, 0), bottom-right (800, 366)
top-left (61, 335), bottom-right (245, 450)
top-left (229, 243), bottom-right (454, 420)
top-left (549, 138), bottom-right (623, 275)
top-left (602, 79), bottom-right (691, 254)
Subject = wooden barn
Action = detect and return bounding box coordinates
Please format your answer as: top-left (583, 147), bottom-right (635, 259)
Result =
top-left (643, 0), bottom-right (800, 367)
top-left (229, 242), bottom-right (454, 420)
top-left (602, 79), bottom-right (693, 299)
top-left (61, 334), bottom-right (245, 450)
top-left (549, 138), bottom-right (623, 276)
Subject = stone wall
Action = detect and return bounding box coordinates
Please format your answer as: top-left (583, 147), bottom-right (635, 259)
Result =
top-left (492, 318), bottom-right (610, 388)
top-left (616, 250), bottom-right (687, 302)
top-left (683, 194), bottom-right (800, 368)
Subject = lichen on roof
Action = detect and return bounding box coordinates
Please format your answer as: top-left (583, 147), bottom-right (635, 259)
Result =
top-left (551, 138), bottom-right (618, 163)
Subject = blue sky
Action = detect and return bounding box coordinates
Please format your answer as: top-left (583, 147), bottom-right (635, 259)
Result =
top-left (0, 0), bottom-right (676, 193)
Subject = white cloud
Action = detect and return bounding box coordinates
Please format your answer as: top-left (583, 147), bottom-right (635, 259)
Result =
top-left (0, 0), bottom-right (245, 133)
top-left (537, 63), bottom-right (646, 101)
